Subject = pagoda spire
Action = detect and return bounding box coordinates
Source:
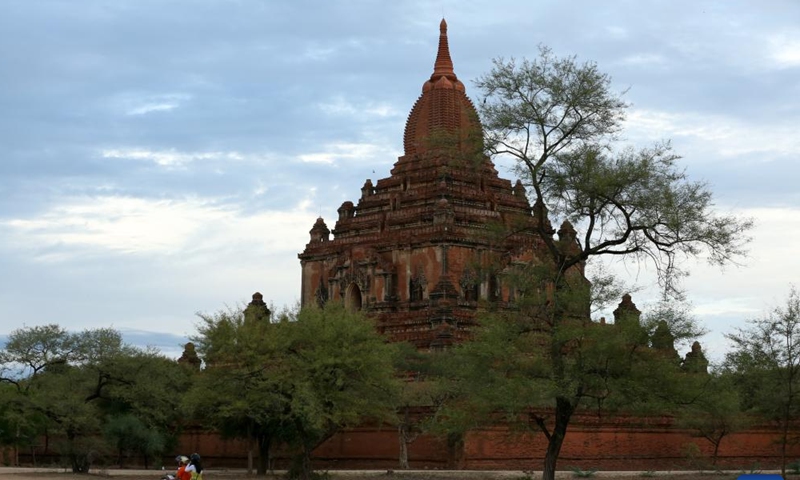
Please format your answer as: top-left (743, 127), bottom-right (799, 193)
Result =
top-left (432, 18), bottom-right (456, 80)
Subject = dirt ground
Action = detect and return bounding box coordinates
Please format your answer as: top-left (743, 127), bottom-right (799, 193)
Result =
top-left (0, 468), bottom-right (793, 480)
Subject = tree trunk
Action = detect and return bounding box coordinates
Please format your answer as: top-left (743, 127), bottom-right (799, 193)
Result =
top-left (257, 433), bottom-right (271, 476)
top-left (15, 424), bottom-right (20, 467)
top-left (711, 440), bottom-right (720, 466)
top-left (399, 406), bottom-right (417, 470)
top-left (542, 397), bottom-right (576, 480)
top-left (399, 425), bottom-right (409, 470)
top-left (781, 416), bottom-right (789, 478)
top-left (67, 430), bottom-right (81, 473)
top-left (247, 424), bottom-right (254, 475)
top-left (299, 443), bottom-right (313, 480)
top-left (446, 432), bottom-right (464, 469)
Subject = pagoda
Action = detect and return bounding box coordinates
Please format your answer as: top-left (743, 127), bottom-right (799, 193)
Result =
top-left (298, 19), bottom-right (571, 349)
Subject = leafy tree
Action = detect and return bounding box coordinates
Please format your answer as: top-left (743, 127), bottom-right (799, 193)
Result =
top-left (103, 414), bottom-right (167, 468)
top-left (478, 48), bottom-right (751, 293)
top-left (678, 371), bottom-right (749, 467)
top-left (190, 301), bottom-right (401, 480)
top-left (725, 287), bottom-right (800, 476)
top-left (441, 47), bottom-right (752, 480)
top-left (0, 324), bottom-right (79, 392)
top-left (187, 305), bottom-right (291, 476)
top-left (0, 324), bottom-right (100, 471)
top-left (392, 345), bottom-right (456, 470)
top-left (0, 382), bottom-right (48, 466)
top-left (282, 303), bottom-right (400, 479)
top-left (441, 294), bottom-right (700, 469)
top-left (32, 362), bottom-right (107, 471)
top-left (102, 351), bottom-right (191, 465)
top-left (0, 325), bottom-right (185, 471)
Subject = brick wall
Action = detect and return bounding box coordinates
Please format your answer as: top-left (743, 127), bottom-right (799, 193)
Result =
top-left (176, 414), bottom-right (800, 471)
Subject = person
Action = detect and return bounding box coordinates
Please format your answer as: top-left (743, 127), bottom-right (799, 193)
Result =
top-left (162, 456), bottom-right (189, 480)
top-left (186, 453), bottom-right (203, 480)
top-left (177, 456), bottom-right (191, 480)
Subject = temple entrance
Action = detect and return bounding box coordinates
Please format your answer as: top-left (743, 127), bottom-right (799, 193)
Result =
top-left (345, 283), bottom-right (362, 311)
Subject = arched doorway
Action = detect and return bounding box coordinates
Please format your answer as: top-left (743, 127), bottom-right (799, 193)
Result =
top-left (345, 283), bottom-right (362, 312)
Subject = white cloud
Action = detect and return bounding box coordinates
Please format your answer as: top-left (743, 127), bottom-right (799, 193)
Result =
top-left (99, 148), bottom-right (265, 167)
top-left (605, 26), bottom-right (628, 39)
top-left (297, 38), bottom-right (367, 63)
top-left (625, 109), bottom-right (800, 158)
top-left (2, 195), bottom-right (316, 259)
top-left (768, 32), bottom-right (800, 68)
top-left (302, 45), bottom-right (336, 61)
top-left (297, 141), bottom-right (400, 165)
top-left (127, 102), bottom-right (179, 115)
top-left (319, 96), bottom-right (400, 118)
top-left (616, 53), bottom-right (667, 67)
top-left (110, 93), bottom-right (193, 116)
top-left (253, 180), bottom-right (268, 196)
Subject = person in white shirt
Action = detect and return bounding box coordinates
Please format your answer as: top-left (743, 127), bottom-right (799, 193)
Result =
top-left (185, 453), bottom-right (203, 480)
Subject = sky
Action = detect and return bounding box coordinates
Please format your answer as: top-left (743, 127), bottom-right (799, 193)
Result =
top-left (1, 0), bottom-right (798, 362)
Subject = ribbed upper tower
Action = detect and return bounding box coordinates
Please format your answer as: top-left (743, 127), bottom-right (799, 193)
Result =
top-left (402, 19), bottom-right (482, 157)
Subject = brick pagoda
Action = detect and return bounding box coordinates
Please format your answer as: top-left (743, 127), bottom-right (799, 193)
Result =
top-left (298, 19), bottom-right (580, 349)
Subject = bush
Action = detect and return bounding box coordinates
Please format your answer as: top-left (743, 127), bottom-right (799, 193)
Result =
top-left (570, 467), bottom-right (598, 478)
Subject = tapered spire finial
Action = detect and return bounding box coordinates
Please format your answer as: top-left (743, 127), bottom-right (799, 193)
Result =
top-left (432, 18), bottom-right (455, 80)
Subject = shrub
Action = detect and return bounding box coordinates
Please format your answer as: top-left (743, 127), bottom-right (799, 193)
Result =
top-left (570, 466), bottom-right (598, 478)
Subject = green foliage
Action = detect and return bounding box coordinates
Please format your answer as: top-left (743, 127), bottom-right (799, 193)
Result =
top-left (585, 262), bottom-right (638, 315)
top-left (642, 299), bottom-right (707, 348)
top-left (443, 302), bottom-right (690, 423)
top-left (286, 303), bottom-right (400, 433)
top-left (569, 466), bottom-right (598, 477)
top-left (0, 324), bottom-right (185, 471)
top-left (439, 42), bottom-right (751, 480)
top-left (681, 442), bottom-right (703, 470)
top-left (392, 344), bottom-right (458, 469)
top-left (103, 414), bottom-right (166, 468)
top-left (187, 305), bottom-right (299, 475)
top-left (478, 47), bottom-right (626, 154)
top-left (0, 382), bottom-right (48, 458)
top-left (725, 287), bottom-right (800, 477)
top-left (677, 371), bottom-right (748, 466)
top-left (476, 48), bottom-right (752, 296)
top-left (54, 434), bottom-right (109, 472)
top-left (188, 301), bottom-right (401, 479)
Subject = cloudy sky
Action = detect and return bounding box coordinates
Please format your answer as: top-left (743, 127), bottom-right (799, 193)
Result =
top-left (1, 0), bottom-right (798, 361)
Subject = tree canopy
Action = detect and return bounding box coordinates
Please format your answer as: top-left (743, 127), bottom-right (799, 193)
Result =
top-left (188, 301), bottom-right (401, 479)
top-left (0, 325), bottom-right (188, 472)
top-left (436, 46), bottom-right (754, 480)
top-left (725, 287), bottom-right (800, 477)
top-left (477, 47), bottom-right (752, 294)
